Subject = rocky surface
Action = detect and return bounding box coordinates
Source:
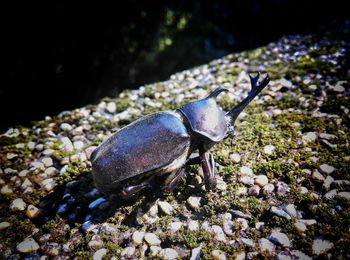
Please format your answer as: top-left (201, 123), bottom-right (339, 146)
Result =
top-left (0, 30), bottom-right (349, 259)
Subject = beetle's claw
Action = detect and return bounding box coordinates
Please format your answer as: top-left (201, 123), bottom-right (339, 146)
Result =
top-left (248, 71), bottom-right (260, 87)
top-left (249, 71), bottom-right (270, 91)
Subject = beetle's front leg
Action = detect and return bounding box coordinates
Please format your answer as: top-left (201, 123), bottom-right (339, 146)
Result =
top-left (162, 168), bottom-right (185, 193)
top-left (121, 181), bottom-right (152, 199)
top-left (199, 148), bottom-right (217, 190)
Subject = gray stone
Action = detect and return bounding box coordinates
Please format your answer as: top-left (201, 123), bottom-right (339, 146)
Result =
top-left (276, 181), bottom-right (290, 195)
top-left (319, 164), bottom-right (335, 174)
top-left (0, 222), bottom-right (10, 231)
top-left (255, 175), bottom-right (269, 187)
top-left (159, 248), bottom-right (179, 260)
top-left (169, 222), bottom-right (183, 233)
top-left (235, 252), bottom-right (246, 260)
top-left (216, 177), bottom-right (227, 191)
top-left (248, 185), bottom-right (260, 196)
top-left (73, 141), bottom-right (85, 151)
top-left (212, 249), bottom-right (226, 260)
top-left (240, 176), bottom-right (254, 186)
top-left (230, 153), bottom-right (241, 163)
top-left (280, 78), bottom-right (292, 87)
top-left (312, 170), bottom-right (325, 181)
top-left (337, 192), bottom-right (350, 200)
top-left (230, 210), bottom-right (251, 219)
top-left (188, 220), bottom-right (199, 231)
top-left (270, 206), bottom-right (291, 220)
top-left (106, 102), bottom-right (116, 113)
top-left (281, 204), bottom-right (297, 218)
top-left (44, 167), bottom-right (57, 177)
top-left (240, 166), bottom-right (253, 176)
top-left (60, 123), bottom-right (73, 131)
top-left (241, 238), bottom-right (255, 247)
top-left (263, 145), bottom-right (275, 155)
top-left (302, 132), bottom-right (317, 143)
top-left (312, 239), bottom-right (333, 255)
top-left (88, 235), bottom-right (103, 250)
top-left (158, 200), bottom-right (174, 215)
top-left (323, 175), bottom-right (334, 190)
top-left (262, 184), bottom-right (275, 194)
top-left (190, 244), bottom-right (202, 260)
top-left (290, 250), bottom-right (312, 260)
top-left (300, 186), bottom-right (308, 194)
top-left (276, 251), bottom-right (292, 260)
top-left (132, 230), bottom-right (145, 245)
top-left (93, 248), bottom-right (107, 260)
top-left (295, 221), bottom-right (307, 233)
top-left (16, 238), bottom-right (39, 253)
top-left (121, 246), bottom-right (135, 257)
top-left (60, 137), bottom-right (74, 152)
top-left (269, 231), bottom-right (291, 247)
top-left (222, 218), bottom-right (233, 236)
top-left (10, 198), bottom-right (26, 211)
top-left (258, 238), bottom-right (275, 252)
top-left (211, 225), bottom-right (226, 242)
top-left (187, 196), bottom-right (201, 210)
top-left (145, 233), bottom-right (161, 246)
top-left (235, 218), bottom-right (249, 231)
top-left (324, 189), bottom-right (338, 200)
top-left (150, 246), bottom-right (162, 256)
top-left (42, 242), bottom-right (61, 256)
top-left (42, 178), bottom-right (56, 192)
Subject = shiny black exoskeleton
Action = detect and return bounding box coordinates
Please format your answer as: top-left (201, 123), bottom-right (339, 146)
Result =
top-left (91, 72), bottom-right (270, 197)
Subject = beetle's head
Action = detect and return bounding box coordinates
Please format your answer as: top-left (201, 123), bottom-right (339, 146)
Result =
top-left (178, 86), bottom-right (228, 147)
top-left (178, 72), bottom-right (270, 148)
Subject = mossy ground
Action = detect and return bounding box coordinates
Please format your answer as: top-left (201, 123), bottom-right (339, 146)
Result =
top-left (0, 31), bottom-right (349, 258)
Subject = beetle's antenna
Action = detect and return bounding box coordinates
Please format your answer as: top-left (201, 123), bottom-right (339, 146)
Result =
top-left (226, 72), bottom-right (270, 125)
top-left (207, 85), bottom-right (228, 99)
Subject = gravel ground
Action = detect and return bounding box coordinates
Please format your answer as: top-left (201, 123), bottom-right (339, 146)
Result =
top-left (0, 30), bottom-right (349, 259)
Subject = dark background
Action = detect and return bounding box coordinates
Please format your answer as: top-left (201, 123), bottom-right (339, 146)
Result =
top-left (2, 1), bottom-right (348, 130)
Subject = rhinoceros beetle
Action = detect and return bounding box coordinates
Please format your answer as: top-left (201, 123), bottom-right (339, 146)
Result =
top-left (91, 72), bottom-right (270, 198)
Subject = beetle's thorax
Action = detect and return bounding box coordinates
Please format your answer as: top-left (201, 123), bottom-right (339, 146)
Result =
top-left (178, 95), bottom-right (227, 145)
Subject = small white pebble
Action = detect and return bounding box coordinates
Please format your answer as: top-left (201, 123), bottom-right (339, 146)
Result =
top-left (337, 192), bottom-right (350, 200)
top-left (312, 239), bottom-right (333, 255)
top-left (0, 222), bottom-right (10, 231)
top-left (1, 185), bottom-right (13, 195)
top-left (169, 222), bottom-right (183, 233)
top-left (144, 233), bottom-right (161, 246)
top-left (16, 238), bottom-right (39, 253)
top-left (295, 221), bottom-right (307, 233)
top-left (159, 248), bottom-right (179, 260)
top-left (212, 249), bottom-right (226, 260)
top-left (263, 145), bottom-right (275, 155)
top-left (157, 200), bottom-right (174, 215)
top-left (229, 153), bottom-right (241, 163)
top-left (319, 164), bottom-right (335, 174)
top-left (240, 166), bottom-right (253, 176)
top-left (187, 196), bottom-right (201, 210)
top-left (255, 175), bottom-right (269, 187)
top-left (41, 157), bottom-right (53, 167)
top-left (10, 198), bottom-right (26, 211)
top-left (132, 231), bottom-right (145, 245)
top-left (93, 248), bottom-right (107, 260)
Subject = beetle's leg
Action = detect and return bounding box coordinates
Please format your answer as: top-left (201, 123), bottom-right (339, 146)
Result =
top-left (186, 156), bottom-right (201, 165)
top-left (162, 168), bottom-right (185, 193)
top-left (121, 181), bottom-right (151, 198)
top-left (199, 148), bottom-right (217, 190)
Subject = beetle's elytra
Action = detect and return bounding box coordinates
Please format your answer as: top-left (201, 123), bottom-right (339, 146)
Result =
top-left (91, 72), bottom-right (270, 198)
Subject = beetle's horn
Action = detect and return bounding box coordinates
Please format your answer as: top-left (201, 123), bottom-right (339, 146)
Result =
top-left (207, 85), bottom-right (228, 99)
top-left (226, 72), bottom-right (270, 124)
